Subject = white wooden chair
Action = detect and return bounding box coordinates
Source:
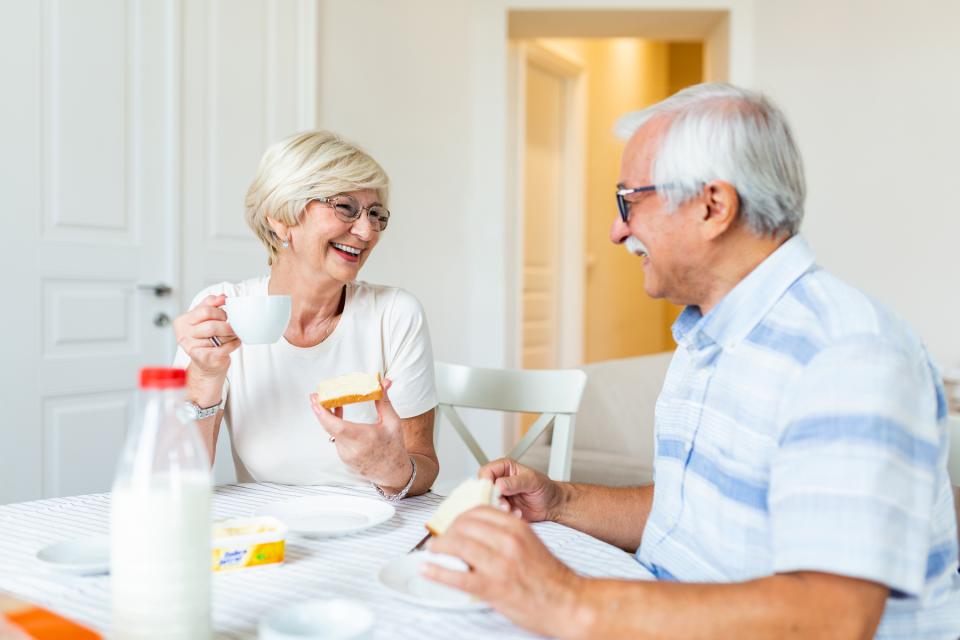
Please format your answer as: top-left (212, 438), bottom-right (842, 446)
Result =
top-left (434, 362), bottom-right (587, 481)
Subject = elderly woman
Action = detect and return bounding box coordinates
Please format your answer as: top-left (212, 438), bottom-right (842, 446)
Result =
top-left (172, 131), bottom-right (438, 499)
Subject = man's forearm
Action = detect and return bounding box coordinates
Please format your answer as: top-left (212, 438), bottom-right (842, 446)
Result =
top-left (557, 572), bottom-right (887, 640)
top-left (553, 483), bottom-right (654, 552)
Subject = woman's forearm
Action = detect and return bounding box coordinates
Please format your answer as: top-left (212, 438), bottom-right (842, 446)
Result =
top-left (408, 452), bottom-right (439, 497)
top-left (185, 373), bottom-right (225, 465)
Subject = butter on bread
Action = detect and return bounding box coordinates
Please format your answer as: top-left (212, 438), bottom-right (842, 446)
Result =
top-left (425, 477), bottom-right (501, 536)
top-left (315, 372), bottom-right (382, 408)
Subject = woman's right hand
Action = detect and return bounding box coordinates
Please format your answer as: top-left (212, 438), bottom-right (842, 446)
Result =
top-left (173, 294), bottom-right (240, 380)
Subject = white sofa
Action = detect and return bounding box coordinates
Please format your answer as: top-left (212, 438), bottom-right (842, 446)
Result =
top-left (524, 352), bottom-right (673, 486)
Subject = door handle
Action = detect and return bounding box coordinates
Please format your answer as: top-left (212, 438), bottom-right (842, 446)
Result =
top-left (137, 283), bottom-right (173, 297)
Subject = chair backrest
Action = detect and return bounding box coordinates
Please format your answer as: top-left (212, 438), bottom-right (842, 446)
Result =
top-left (434, 362), bottom-right (587, 481)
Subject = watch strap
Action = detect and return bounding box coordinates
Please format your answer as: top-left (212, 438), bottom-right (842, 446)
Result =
top-left (186, 398), bottom-right (223, 420)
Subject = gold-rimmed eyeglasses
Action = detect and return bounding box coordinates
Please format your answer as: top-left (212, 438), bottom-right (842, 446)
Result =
top-left (314, 194), bottom-right (390, 231)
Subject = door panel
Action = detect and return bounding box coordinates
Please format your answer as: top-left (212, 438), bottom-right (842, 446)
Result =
top-left (28, 0), bottom-right (177, 500)
top-left (43, 392), bottom-right (131, 498)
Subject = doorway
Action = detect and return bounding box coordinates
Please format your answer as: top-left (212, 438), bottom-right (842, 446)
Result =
top-left (517, 43), bottom-right (585, 373)
top-left (509, 10), bottom-right (724, 372)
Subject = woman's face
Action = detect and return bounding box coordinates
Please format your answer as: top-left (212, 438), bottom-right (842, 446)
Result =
top-left (287, 189), bottom-right (384, 283)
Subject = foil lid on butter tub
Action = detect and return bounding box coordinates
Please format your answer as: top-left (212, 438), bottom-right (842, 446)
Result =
top-left (211, 516), bottom-right (286, 572)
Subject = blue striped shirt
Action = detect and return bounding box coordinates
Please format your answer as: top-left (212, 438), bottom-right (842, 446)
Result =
top-left (637, 235), bottom-right (960, 637)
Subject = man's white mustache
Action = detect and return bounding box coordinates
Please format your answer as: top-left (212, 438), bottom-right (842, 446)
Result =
top-left (625, 236), bottom-right (648, 257)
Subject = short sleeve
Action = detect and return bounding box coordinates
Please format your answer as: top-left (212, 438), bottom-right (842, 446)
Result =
top-left (769, 335), bottom-right (942, 596)
top-left (381, 290), bottom-right (437, 419)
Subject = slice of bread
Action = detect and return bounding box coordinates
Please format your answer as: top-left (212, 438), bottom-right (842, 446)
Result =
top-left (315, 372), bottom-right (382, 408)
top-left (425, 477), bottom-right (501, 536)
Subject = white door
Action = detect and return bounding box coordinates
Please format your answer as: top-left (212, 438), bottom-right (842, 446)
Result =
top-left (1, 0), bottom-right (179, 504)
top-left (522, 62), bottom-right (564, 372)
top-left (0, 0), bottom-right (317, 503)
top-left (517, 44), bottom-right (584, 377)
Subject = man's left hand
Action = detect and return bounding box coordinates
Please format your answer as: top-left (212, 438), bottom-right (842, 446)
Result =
top-left (423, 506), bottom-right (585, 638)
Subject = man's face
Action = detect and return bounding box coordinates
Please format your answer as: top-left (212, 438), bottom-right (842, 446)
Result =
top-left (610, 121), bottom-right (705, 306)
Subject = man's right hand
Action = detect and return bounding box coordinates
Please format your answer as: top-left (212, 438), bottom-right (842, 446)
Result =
top-left (478, 458), bottom-right (565, 523)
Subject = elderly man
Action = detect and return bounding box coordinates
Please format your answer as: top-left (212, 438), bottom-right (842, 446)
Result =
top-left (424, 84), bottom-right (960, 639)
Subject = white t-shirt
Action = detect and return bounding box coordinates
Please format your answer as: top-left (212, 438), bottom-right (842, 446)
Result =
top-left (173, 277), bottom-right (437, 486)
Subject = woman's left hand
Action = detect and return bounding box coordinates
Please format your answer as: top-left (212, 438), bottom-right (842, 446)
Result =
top-left (310, 379), bottom-right (413, 490)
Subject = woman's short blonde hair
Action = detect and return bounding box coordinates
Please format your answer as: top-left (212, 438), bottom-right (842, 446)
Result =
top-left (244, 130), bottom-right (390, 265)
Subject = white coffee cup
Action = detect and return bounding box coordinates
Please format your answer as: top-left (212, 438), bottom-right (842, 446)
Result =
top-left (258, 599), bottom-right (374, 640)
top-left (224, 295), bottom-right (291, 345)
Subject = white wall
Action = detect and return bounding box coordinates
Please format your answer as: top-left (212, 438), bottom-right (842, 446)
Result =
top-left (318, 0), bottom-right (960, 382)
top-left (316, 1), bottom-right (501, 485)
top-left (317, 1), bottom-right (480, 365)
top-left (753, 0), bottom-right (960, 367)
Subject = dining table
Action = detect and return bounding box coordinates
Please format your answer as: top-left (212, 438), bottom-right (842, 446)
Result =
top-left (0, 482), bottom-right (653, 639)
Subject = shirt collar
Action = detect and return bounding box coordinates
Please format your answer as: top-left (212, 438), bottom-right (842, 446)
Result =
top-left (671, 235), bottom-right (816, 351)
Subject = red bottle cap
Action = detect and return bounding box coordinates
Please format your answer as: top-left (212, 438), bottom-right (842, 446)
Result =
top-left (139, 367), bottom-right (188, 389)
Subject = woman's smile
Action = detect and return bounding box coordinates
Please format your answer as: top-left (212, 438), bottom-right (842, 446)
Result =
top-left (330, 241), bottom-right (364, 263)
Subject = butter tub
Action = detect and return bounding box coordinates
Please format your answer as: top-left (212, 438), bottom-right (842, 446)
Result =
top-left (211, 516), bottom-right (287, 572)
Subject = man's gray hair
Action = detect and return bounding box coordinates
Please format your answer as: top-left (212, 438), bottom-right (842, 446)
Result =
top-left (614, 83), bottom-right (805, 238)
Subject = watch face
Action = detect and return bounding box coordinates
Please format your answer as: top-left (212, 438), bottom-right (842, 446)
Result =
top-left (179, 402), bottom-right (199, 423)
top-left (182, 400), bottom-right (221, 422)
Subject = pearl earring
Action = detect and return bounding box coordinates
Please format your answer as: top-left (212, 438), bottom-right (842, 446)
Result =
top-left (281, 239), bottom-right (289, 249)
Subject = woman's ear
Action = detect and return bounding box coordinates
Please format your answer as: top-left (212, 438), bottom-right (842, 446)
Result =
top-left (266, 216), bottom-right (289, 243)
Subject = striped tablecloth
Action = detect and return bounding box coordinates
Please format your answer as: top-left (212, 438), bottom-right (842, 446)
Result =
top-left (0, 483), bottom-right (651, 639)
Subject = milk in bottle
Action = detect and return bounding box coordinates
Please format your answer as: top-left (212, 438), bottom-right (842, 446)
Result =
top-left (110, 367), bottom-right (212, 639)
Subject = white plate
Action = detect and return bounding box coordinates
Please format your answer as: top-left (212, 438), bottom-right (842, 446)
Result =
top-left (259, 599), bottom-right (374, 640)
top-left (254, 495), bottom-right (395, 538)
top-left (36, 535), bottom-right (110, 575)
top-left (378, 551), bottom-right (490, 611)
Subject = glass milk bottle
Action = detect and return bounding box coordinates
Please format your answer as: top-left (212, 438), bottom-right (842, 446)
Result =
top-left (110, 368), bottom-right (212, 639)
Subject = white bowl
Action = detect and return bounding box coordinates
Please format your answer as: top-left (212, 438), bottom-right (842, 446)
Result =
top-left (224, 295), bottom-right (291, 345)
top-left (259, 599), bottom-right (374, 640)
top-left (36, 535), bottom-right (110, 575)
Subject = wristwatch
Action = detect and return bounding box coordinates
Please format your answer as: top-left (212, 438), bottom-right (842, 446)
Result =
top-left (183, 398), bottom-right (224, 420)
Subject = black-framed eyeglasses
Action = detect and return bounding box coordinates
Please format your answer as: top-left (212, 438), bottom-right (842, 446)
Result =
top-left (314, 194), bottom-right (390, 231)
top-left (616, 184), bottom-right (672, 223)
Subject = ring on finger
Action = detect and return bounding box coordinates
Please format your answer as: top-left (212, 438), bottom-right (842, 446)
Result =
top-left (209, 336), bottom-right (222, 348)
